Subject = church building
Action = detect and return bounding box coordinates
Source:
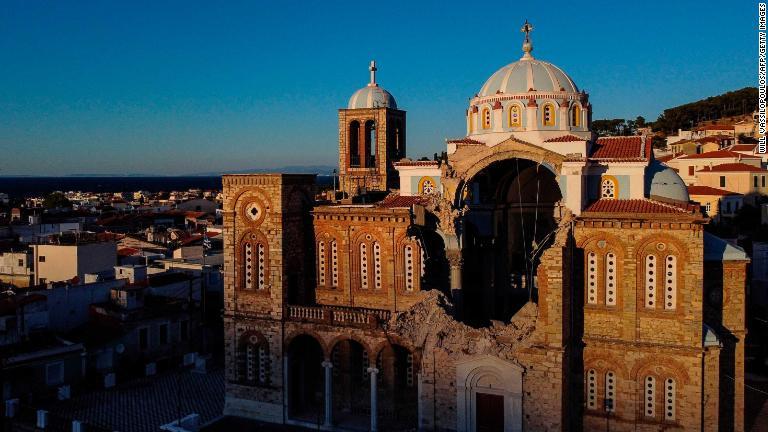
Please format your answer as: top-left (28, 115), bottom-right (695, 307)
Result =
top-left (220, 22), bottom-right (748, 431)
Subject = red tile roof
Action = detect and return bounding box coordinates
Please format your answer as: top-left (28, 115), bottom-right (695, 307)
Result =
top-left (376, 194), bottom-right (429, 208)
top-left (696, 135), bottom-right (732, 144)
top-left (447, 137), bottom-right (484, 145)
top-left (729, 144), bottom-right (757, 152)
top-left (687, 185), bottom-right (741, 196)
top-left (679, 150), bottom-right (760, 160)
top-left (544, 134), bottom-right (584, 143)
top-left (393, 160), bottom-right (439, 167)
top-left (697, 162), bottom-right (768, 173)
top-left (589, 136), bottom-right (651, 161)
top-left (117, 247), bottom-right (141, 257)
top-left (583, 199), bottom-right (697, 215)
top-left (656, 152), bottom-right (684, 163)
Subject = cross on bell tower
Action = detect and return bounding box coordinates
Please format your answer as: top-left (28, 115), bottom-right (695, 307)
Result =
top-left (520, 20), bottom-right (534, 59)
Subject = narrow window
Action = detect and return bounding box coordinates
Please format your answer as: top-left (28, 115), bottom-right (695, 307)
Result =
top-left (665, 378), bottom-right (676, 420)
top-left (349, 121), bottom-right (360, 167)
top-left (763, 176), bottom-right (766, 187)
top-left (755, 176), bottom-right (759, 188)
top-left (508, 105), bottom-right (521, 127)
top-left (720, 176), bottom-right (726, 187)
top-left (331, 240), bottom-right (338, 287)
top-left (258, 345), bottom-right (269, 383)
top-left (317, 241), bottom-right (326, 286)
top-left (373, 241), bottom-right (382, 290)
top-left (664, 256), bottom-right (677, 310)
top-left (705, 202), bottom-right (712, 213)
top-left (726, 201), bottom-right (732, 213)
top-left (404, 245), bottom-right (415, 291)
top-left (645, 255), bottom-right (656, 308)
top-left (571, 105), bottom-right (581, 127)
top-left (605, 371), bottom-right (616, 412)
top-left (246, 343), bottom-right (256, 382)
top-left (257, 243), bottom-right (266, 289)
top-left (587, 252), bottom-right (597, 304)
top-left (244, 242), bottom-right (253, 290)
top-left (39, 256), bottom-right (45, 263)
top-left (543, 103), bottom-right (555, 126)
top-left (586, 369), bottom-right (597, 409)
top-left (645, 376), bottom-right (656, 418)
top-left (482, 108), bottom-right (491, 129)
top-left (360, 243), bottom-right (369, 289)
top-left (605, 253), bottom-right (616, 306)
top-left (688, 166), bottom-right (694, 176)
top-left (406, 352), bottom-right (415, 387)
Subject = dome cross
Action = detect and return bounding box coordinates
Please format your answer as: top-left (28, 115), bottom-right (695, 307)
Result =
top-left (520, 20), bottom-right (534, 59)
top-left (368, 60), bottom-right (378, 87)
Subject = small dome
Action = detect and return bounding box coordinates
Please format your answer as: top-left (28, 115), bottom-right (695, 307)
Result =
top-left (347, 60), bottom-right (397, 109)
top-left (646, 160), bottom-right (690, 204)
top-left (348, 85), bottom-right (397, 109)
top-left (478, 58), bottom-right (578, 96)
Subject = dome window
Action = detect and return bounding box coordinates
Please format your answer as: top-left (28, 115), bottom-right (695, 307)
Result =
top-left (482, 108), bottom-right (491, 129)
top-left (571, 105), bottom-right (582, 127)
top-left (542, 103), bottom-right (555, 126)
top-left (508, 105), bottom-right (521, 127)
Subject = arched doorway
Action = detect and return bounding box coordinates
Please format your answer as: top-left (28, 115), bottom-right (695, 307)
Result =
top-left (331, 339), bottom-right (371, 429)
top-left (460, 158), bottom-right (562, 325)
top-left (376, 344), bottom-right (418, 430)
top-left (287, 335), bottom-right (325, 423)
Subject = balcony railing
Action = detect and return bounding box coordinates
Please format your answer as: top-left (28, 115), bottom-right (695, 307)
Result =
top-left (286, 304), bottom-right (390, 328)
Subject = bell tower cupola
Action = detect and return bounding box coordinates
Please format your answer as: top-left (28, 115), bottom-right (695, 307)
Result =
top-left (338, 61), bottom-right (406, 198)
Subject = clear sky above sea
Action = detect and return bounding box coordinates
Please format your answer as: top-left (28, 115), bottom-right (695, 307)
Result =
top-left (0, 0), bottom-right (758, 176)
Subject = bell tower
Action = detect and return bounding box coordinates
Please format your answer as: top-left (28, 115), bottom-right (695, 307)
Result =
top-left (338, 61), bottom-right (406, 197)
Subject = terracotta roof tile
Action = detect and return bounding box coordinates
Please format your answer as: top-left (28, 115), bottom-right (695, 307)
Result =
top-left (679, 150), bottom-right (760, 160)
top-left (393, 160), bottom-right (439, 167)
top-left (589, 136), bottom-right (651, 161)
top-left (697, 162), bottom-right (768, 173)
top-left (687, 185), bottom-right (741, 196)
top-left (447, 137), bottom-right (484, 145)
top-left (656, 152), bottom-right (684, 163)
top-left (583, 199), bottom-right (697, 215)
top-left (543, 134), bottom-right (584, 143)
top-left (376, 194), bottom-right (429, 208)
top-left (729, 144), bottom-right (757, 152)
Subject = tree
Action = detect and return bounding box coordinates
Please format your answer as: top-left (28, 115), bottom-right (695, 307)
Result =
top-left (43, 192), bottom-right (72, 209)
top-left (635, 116), bottom-right (646, 128)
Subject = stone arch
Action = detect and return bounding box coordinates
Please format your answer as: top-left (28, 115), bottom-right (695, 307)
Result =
top-left (578, 231), bottom-right (627, 308)
top-left (284, 330), bottom-right (329, 359)
top-left (327, 334), bottom-right (374, 360)
top-left (634, 233), bottom-right (689, 313)
top-left (456, 355), bottom-right (523, 432)
top-left (583, 350), bottom-right (630, 380)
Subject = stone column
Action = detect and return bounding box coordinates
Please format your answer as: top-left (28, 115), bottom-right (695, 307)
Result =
top-left (447, 250), bottom-right (463, 319)
top-left (367, 367), bottom-right (379, 432)
top-left (322, 360), bottom-right (333, 427)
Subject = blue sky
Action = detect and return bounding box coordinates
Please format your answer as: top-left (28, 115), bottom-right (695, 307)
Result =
top-left (0, 0), bottom-right (757, 176)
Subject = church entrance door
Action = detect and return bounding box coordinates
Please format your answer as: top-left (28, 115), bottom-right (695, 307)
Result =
top-left (475, 392), bottom-right (504, 432)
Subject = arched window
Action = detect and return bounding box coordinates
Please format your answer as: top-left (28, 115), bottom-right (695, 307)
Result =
top-left (349, 121), bottom-right (360, 167)
top-left (331, 240), bottom-right (338, 287)
top-left (239, 333), bottom-right (270, 386)
top-left (664, 255), bottom-right (677, 310)
top-left (664, 378), bottom-right (676, 420)
top-left (571, 105), bottom-right (582, 127)
top-left (404, 244), bottom-right (415, 291)
top-left (605, 253), bottom-right (617, 306)
top-left (542, 103), bottom-right (555, 126)
top-left (586, 369), bottom-right (597, 409)
top-left (364, 120), bottom-right (376, 167)
top-left (601, 177), bottom-right (617, 199)
top-left (373, 241), bottom-right (382, 290)
top-left (242, 237), bottom-right (267, 290)
top-left (645, 254), bottom-right (657, 308)
top-left (605, 371), bottom-right (616, 412)
top-left (360, 243), bottom-right (369, 289)
top-left (317, 240), bottom-right (326, 286)
top-left (508, 105), bottom-right (521, 127)
top-left (587, 252), bottom-right (597, 304)
top-left (644, 376), bottom-right (656, 418)
top-left (481, 108), bottom-right (491, 129)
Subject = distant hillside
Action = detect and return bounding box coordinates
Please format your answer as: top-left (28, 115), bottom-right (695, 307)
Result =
top-left (193, 165), bottom-right (337, 176)
top-left (652, 87), bottom-right (758, 133)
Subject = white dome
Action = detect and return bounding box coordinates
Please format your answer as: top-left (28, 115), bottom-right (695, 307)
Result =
top-left (347, 60), bottom-right (397, 109)
top-left (348, 85), bottom-right (397, 109)
top-left (478, 58), bottom-right (578, 96)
